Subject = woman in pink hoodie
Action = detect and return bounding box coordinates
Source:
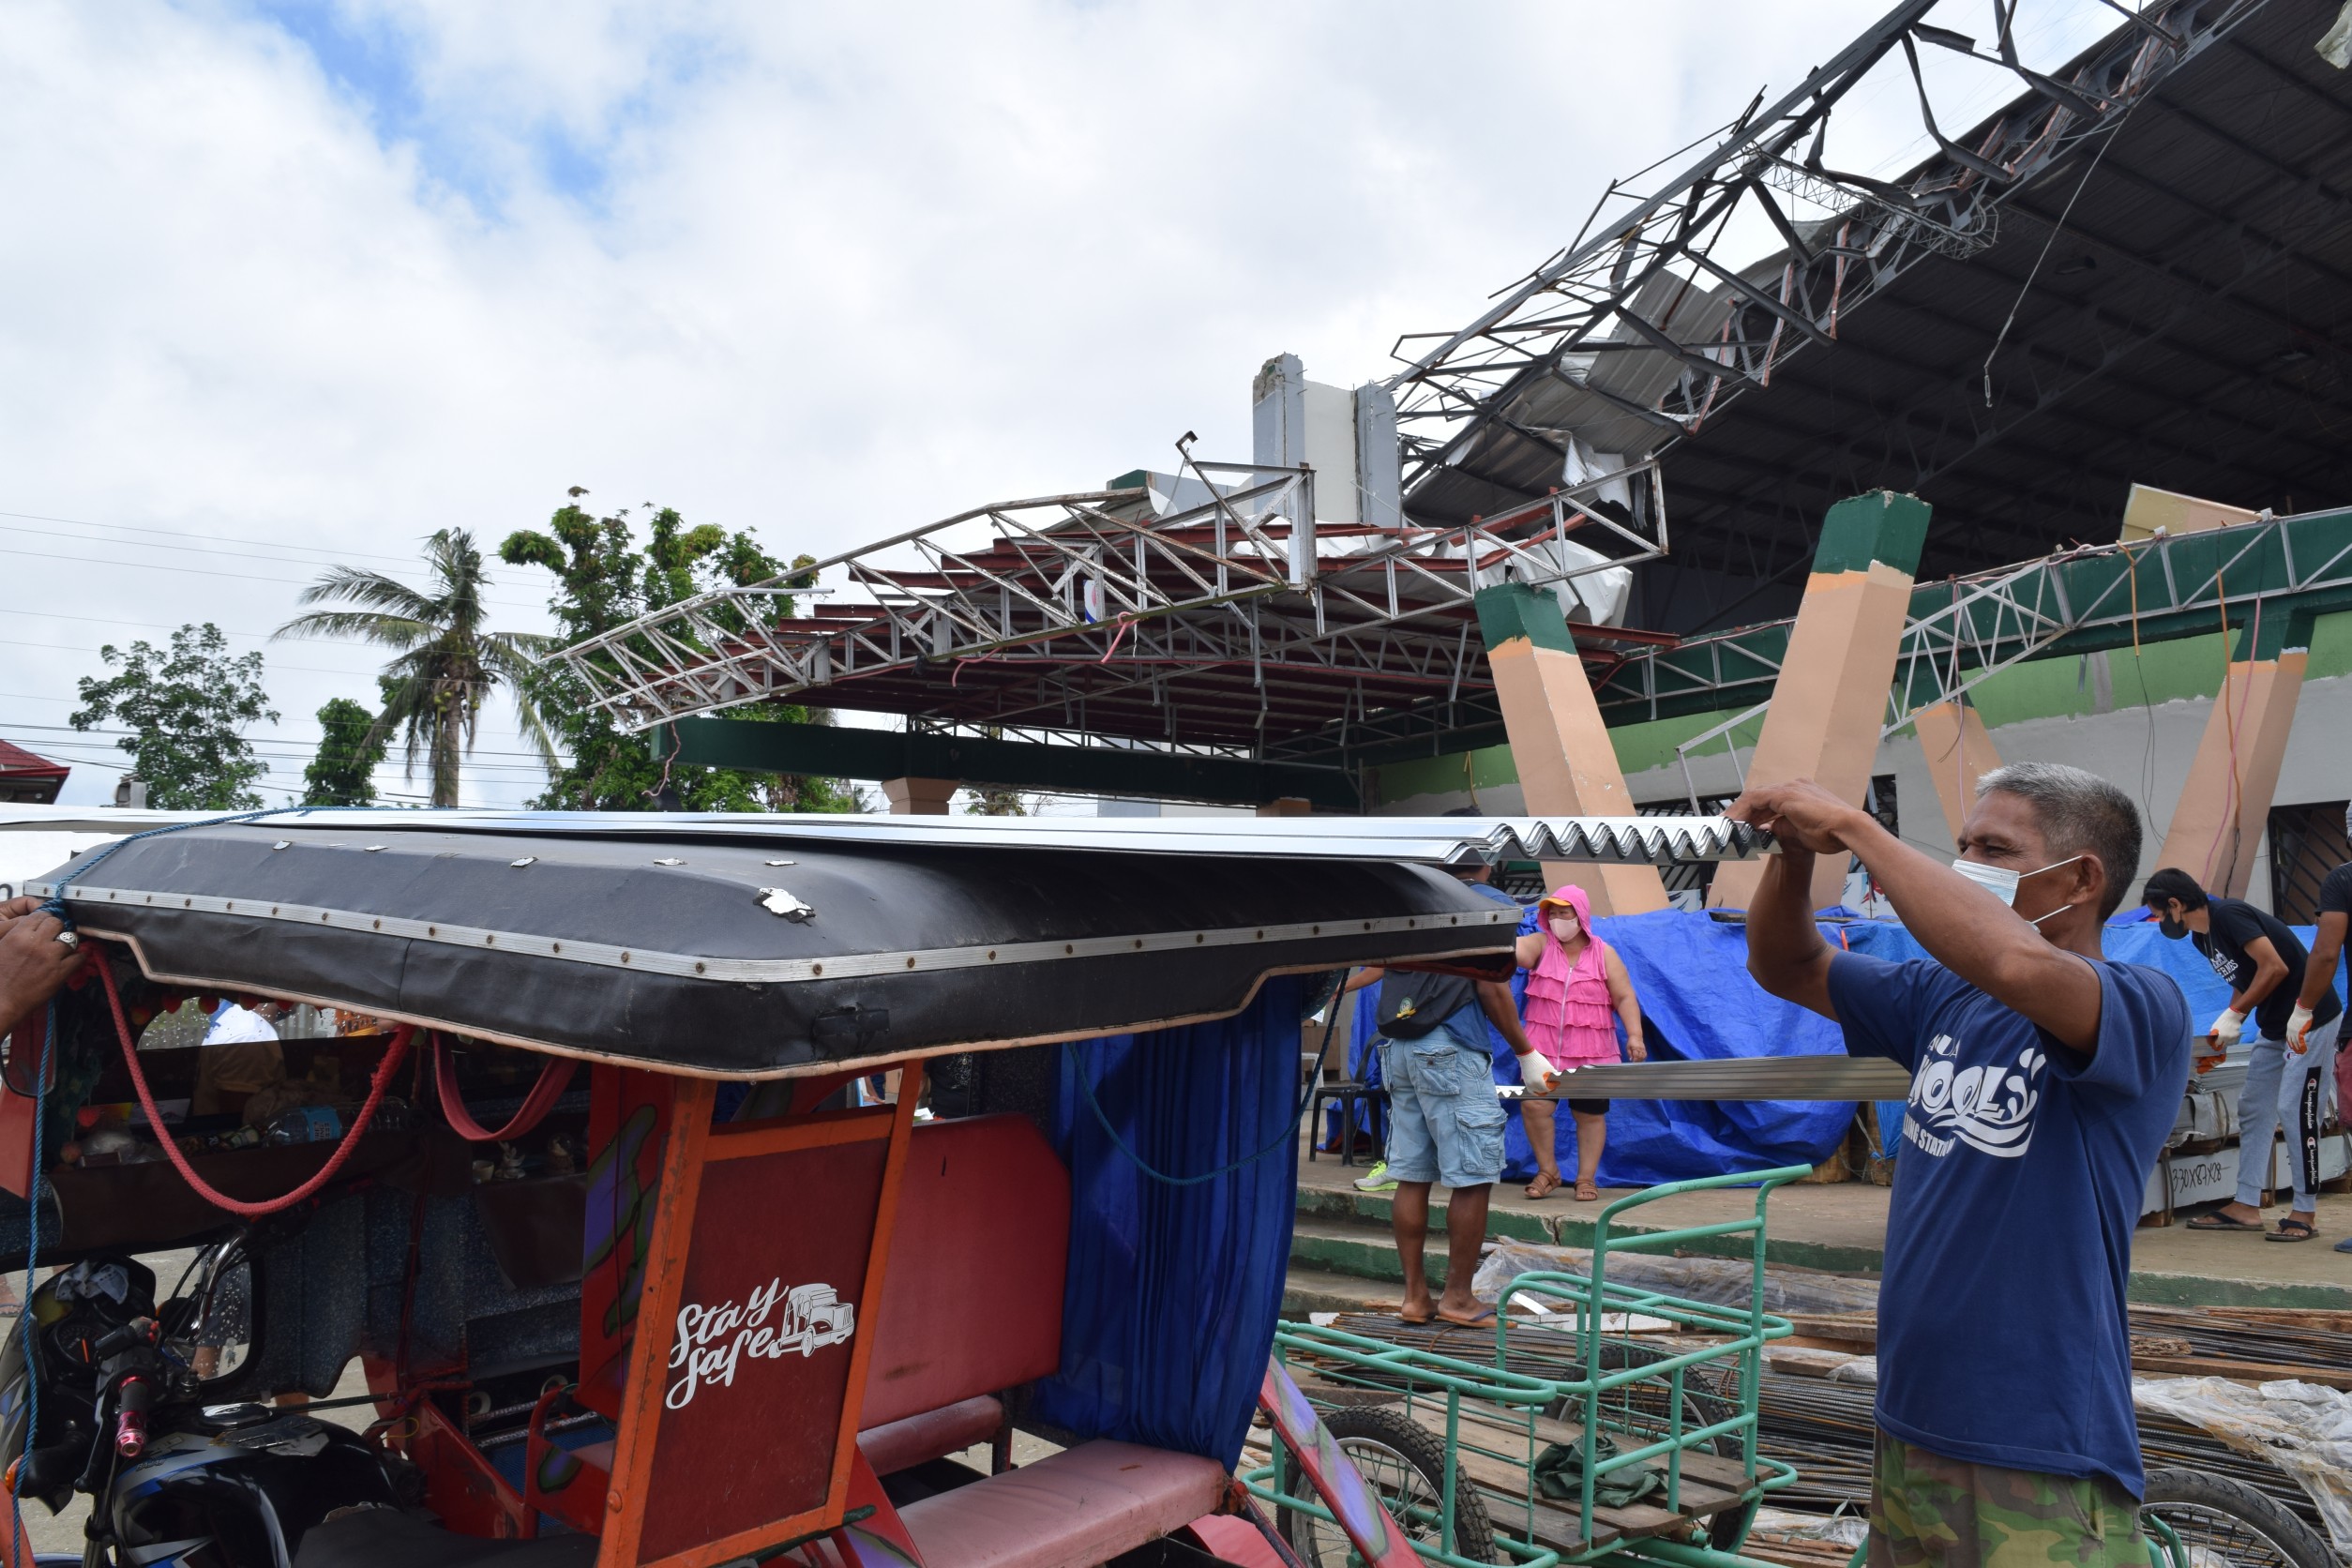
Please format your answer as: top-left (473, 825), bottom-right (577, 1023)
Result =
top-left (1515, 882), bottom-right (1648, 1200)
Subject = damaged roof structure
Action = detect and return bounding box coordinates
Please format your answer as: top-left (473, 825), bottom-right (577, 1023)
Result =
top-left (543, 0), bottom-right (2352, 802)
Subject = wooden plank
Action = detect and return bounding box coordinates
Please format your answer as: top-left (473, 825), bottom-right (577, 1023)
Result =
top-left (1440, 1403), bottom-right (1756, 1494)
top-left (2199, 1306), bottom-right (2352, 1333)
top-left (2129, 1354), bottom-right (2352, 1390)
top-left (1400, 1412), bottom-right (1752, 1554)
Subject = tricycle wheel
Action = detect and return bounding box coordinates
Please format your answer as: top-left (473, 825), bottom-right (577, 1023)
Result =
top-left (2138, 1467), bottom-right (2333, 1568)
top-left (1278, 1404), bottom-right (1497, 1566)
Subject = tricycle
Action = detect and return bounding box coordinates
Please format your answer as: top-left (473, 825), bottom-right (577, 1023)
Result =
top-left (0, 808), bottom-right (2315, 1568)
top-left (0, 807), bottom-right (1756, 1568)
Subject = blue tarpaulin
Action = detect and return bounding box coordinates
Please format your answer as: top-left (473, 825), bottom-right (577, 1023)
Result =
top-left (1847, 909), bottom-right (2348, 1146)
top-left (1031, 976), bottom-right (1303, 1469)
top-left (1841, 908), bottom-right (2346, 1018)
top-left (1499, 907), bottom-right (1860, 1187)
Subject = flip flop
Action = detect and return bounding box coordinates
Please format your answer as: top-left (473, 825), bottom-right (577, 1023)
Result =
top-left (2184, 1213), bottom-right (2265, 1231)
top-left (2267, 1218), bottom-right (2319, 1243)
top-left (1434, 1307), bottom-right (1496, 1328)
top-left (1396, 1308), bottom-right (1436, 1326)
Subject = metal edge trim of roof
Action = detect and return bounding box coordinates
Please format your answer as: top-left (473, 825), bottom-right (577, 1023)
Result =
top-left (76, 929), bottom-right (1432, 1083)
top-left (34, 881), bottom-right (1520, 985)
top-left (0, 809), bottom-right (1774, 867)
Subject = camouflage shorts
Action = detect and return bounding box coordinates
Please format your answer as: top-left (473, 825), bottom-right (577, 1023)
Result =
top-left (1869, 1434), bottom-right (2148, 1568)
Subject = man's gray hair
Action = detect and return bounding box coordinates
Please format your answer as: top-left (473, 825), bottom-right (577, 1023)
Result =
top-left (1975, 761), bottom-right (2144, 917)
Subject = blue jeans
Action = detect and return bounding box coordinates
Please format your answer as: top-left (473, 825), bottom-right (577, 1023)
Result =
top-left (2236, 1014), bottom-right (2341, 1210)
top-left (1378, 1013), bottom-right (1506, 1190)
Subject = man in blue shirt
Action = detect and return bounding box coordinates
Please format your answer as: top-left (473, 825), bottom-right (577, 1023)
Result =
top-left (1733, 762), bottom-right (2189, 1568)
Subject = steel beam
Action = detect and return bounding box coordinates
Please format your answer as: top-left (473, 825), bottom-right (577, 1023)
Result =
top-left (658, 716), bottom-right (1362, 811)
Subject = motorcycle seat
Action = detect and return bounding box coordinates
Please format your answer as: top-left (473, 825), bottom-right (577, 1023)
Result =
top-left (294, 1507), bottom-right (599, 1568)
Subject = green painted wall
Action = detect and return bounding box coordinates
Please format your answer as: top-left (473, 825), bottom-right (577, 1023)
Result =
top-left (1371, 610), bottom-right (2352, 807)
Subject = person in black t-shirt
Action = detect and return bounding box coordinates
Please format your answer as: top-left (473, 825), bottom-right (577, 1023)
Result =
top-left (2291, 813), bottom-right (2352, 1254)
top-left (2145, 867), bottom-right (2341, 1241)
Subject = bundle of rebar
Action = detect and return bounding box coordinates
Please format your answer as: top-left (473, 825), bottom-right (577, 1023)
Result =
top-left (1295, 1305), bottom-right (2345, 1541)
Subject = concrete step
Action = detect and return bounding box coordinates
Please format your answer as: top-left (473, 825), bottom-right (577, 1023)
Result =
top-left (1292, 1183), bottom-right (1890, 1274)
top-left (1281, 1264), bottom-right (1397, 1318)
top-left (1289, 1216), bottom-right (1416, 1286)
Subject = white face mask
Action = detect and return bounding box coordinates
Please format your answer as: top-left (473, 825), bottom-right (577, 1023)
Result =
top-left (1952, 854), bottom-right (2083, 925)
top-left (1548, 915), bottom-right (1580, 942)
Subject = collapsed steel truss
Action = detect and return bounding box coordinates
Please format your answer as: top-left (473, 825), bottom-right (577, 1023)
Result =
top-left (544, 0), bottom-right (2287, 769)
top-left (1385, 0), bottom-right (2265, 525)
top-left (547, 458), bottom-right (1671, 745)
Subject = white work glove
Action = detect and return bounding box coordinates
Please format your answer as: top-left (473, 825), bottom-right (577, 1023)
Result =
top-left (2286, 1005), bottom-right (2315, 1055)
top-left (1512, 1048), bottom-right (1558, 1092)
top-left (2206, 1008), bottom-right (2245, 1049)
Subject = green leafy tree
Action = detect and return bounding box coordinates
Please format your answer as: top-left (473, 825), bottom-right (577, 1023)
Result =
top-left (301, 694), bottom-right (391, 806)
top-left (275, 529), bottom-right (553, 807)
top-left (500, 502), bottom-right (855, 812)
top-left (963, 786), bottom-right (1030, 816)
top-left (69, 624), bottom-right (279, 808)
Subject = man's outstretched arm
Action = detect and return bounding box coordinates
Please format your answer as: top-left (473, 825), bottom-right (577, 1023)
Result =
top-left (1733, 779), bottom-right (2105, 1053)
top-left (1735, 823), bottom-right (1837, 1020)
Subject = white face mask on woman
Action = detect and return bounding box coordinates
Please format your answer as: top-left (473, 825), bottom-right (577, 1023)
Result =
top-left (1549, 914), bottom-right (1580, 942)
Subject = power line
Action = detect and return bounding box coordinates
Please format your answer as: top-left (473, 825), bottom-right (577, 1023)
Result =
top-left (0, 635), bottom-right (504, 682)
top-left (2, 607), bottom-right (335, 641)
top-left (0, 540), bottom-right (547, 610)
top-left (0, 507), bottom-right (468, 568)
top-left (0, 519), bottom-right (433, 579)
top-left (0, 718), bottom-right (565, 762)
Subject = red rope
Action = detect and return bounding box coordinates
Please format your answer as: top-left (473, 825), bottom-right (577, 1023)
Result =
top-left (94, 951), bottom-right (415, 1219)
top-left (431, 1034), bottom-right (570, 1143)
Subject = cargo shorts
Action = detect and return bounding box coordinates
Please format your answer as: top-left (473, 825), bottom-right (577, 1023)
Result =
top-left (1378, 1013), bottom-right (1506, 1190)
top-left (1868, 1432), bottom-right (2148, 1568)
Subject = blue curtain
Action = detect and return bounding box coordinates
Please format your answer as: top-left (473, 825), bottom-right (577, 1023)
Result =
top-left (1030, 976), bottom-right (1303, 1468)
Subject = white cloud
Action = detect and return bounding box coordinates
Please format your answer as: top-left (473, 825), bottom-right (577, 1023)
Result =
top-left (0, 0), bottom-right (2121, 806)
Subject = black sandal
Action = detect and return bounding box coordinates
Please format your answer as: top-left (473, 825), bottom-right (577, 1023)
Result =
top-left (2268, 1217), bottom-right (2319, 1243)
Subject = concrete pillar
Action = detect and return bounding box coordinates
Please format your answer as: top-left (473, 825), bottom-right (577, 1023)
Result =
top-left (1476, 583), bottom-right (1668, 916)
top-left (882, 776), bottom-right (957, 815)
top-left (1709, 491), bottom-right (1932, 912)
top-left (1257, 797), bottom-right (1312, 818)
top-left (1912, 700), bottom-right (2002, 844)
top-left (2154, 614), bottom-right (2312, 898)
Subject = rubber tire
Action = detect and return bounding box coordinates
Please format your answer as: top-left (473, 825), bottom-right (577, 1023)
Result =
top-left (2140, 1467), bottom-right (2335, 1568)
top-left (1278, 1403), bottom-right (1498, 1566)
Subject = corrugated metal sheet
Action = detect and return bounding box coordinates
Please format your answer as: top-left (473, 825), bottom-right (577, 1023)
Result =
top-left (0, 807), bottom-right (1774, 867)
top-left (1531, 1057), bottom-right (1912, 1102)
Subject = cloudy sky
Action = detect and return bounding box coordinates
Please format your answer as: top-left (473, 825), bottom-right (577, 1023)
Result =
top-left (1, 0), bottom-right (2123, 807)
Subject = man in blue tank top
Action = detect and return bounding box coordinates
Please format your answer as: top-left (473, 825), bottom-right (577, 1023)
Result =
top-left (1733, 762), bottom-right (2189, 1568)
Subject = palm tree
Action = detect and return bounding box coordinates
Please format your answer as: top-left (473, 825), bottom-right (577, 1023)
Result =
top-left (276, 528), bottom-right (554, 807)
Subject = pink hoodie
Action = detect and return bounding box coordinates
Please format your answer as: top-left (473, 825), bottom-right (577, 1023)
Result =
top-left (1522, 884), bottom-right (1621, 1067)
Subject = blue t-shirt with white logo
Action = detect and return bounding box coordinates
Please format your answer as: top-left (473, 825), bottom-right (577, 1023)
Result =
top-left (1825, 951), bottom-right (2190, 1497)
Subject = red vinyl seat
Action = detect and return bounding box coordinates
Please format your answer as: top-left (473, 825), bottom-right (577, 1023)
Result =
top-left (859, 1116), bottom-right (1070, 1435)
top-left (896, 1440), bottom-right (1229, 1568)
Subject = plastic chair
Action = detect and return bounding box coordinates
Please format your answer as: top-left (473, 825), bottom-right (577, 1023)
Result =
top-left (1306, 1080), bottom-right (1387, 1168)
